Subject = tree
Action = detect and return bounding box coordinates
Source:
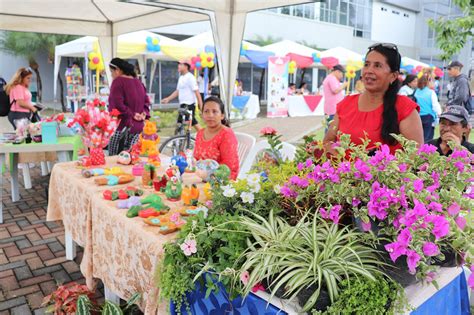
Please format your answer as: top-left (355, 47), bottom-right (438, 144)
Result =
top-left (0, 32), bottom-right (78, 111)
top-left (428, 0), bottom-right (473, 61)
top-left (249, 35), bottom-right (282, 100)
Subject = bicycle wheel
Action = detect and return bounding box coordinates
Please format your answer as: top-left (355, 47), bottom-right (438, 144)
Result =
top-left (159, 135), bottom-right (196, 157)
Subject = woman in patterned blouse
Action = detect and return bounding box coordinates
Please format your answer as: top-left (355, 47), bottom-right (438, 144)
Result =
top-left (193, 96), bottom-right (239, 179)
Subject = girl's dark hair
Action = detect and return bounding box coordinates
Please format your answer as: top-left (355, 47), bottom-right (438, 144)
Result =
top-left (202, 96), bottom-right (230, 127)
top-left (366, 45), bottom-right (401, 146)
top-left (109, 58), bottom-right (136, 78)
top-left (403, 74), bottom-right (417, 87)
top-left (299, 82), bottom-right (307, 89)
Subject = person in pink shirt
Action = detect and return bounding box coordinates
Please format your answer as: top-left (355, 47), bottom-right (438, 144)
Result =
top-left (5, 67), bottom-right (38, 129)
top-left (322, 64), bottom-right (348, 131)
top-left (193, 96), bottom-right (239, 180)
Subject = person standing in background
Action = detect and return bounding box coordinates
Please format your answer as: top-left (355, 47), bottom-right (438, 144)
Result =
top-left (446, 61), bottom-right (471, 113)
top-left (322, 64), bottom-right (348, 131)
top-left (414, 76), bottom-right (441, 142)
top-left (398, 75), bottom-right (418, 98)
top-left (197, 73), bottom-right (205, 102)
top-left (5, 67), bottom-right (37, 129)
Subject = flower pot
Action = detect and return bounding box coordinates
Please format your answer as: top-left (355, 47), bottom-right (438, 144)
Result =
top-left (377, 242), bottom-right (418, 287)
top-left (431, 249), bottom-right (457, 267)
top-left (296, 285), bottom-right (331, 312)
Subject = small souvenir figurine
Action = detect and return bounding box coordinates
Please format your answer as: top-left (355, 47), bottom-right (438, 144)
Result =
top-left (153, 175), bottom-right (168, 192)
top-left (202, 182), bottom-right (212, 201)
top-left (117, 196), bottom-right (141, 209)
top-left (139, 120), bottom-right (160, 156)
top-left (165, 176), bottom-right (183, 201)
top-left (171, 155), bottom-right (188, 176)
top-left (196, 159), bottom-right (219, 182)
top-left (165, 164), bottom-right (179, 180)
top-left (181, 184), bottom-right (200, 206)
top-left (94, 174), bottom-right (134, 186)
top-left (117, 151), bottom-right (132, 165)
top-left (184, 149), bottom-right (196, 173)
top-left (82, 167), bottom-right (124, 178)
top-left (130, 143), bottom-right (141, 164)
top-left (142, 164), bottom-right (156, 186)
top-left (147, 153), bottom-right (161, 168)
top-left (140, 194), bottom-right (169, 211)
top-left (132, 163), bottom-right (145, 176)
top-left (126, 205), bottom-right (142, 218)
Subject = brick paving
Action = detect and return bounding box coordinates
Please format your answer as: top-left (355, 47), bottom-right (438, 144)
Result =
top-left (0, 168), bottom-right (104, 314)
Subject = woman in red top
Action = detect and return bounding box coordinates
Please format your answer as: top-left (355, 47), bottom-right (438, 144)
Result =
top-left (324, 43), bottom-right (423, 153)
top-left (193, 96), bottom-right (239, 179)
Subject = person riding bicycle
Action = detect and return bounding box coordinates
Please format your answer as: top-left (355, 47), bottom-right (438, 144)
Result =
top-left (161, 61), bottom-right (203, 132)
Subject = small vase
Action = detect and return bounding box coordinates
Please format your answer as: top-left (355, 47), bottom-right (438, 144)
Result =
top-left (89, 147), bottom-right (106, 166)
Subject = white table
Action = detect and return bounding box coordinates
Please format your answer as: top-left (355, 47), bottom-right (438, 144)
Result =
top-left (231, 94), bottom-right (260, 120)
top-left (288, 95), bottom-right (325, 117)
top-left (0, 142), bottom-right (74, 223)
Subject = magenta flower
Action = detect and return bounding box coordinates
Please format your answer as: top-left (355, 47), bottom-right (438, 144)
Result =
top-left (455, 216), bottom-right (466, 230)
top-left (427, 215), bottom-right (450, 239)
top-left (251, 282), bottom-right (265, 293)
top-left (384, 241), bottom-right (407, 262)
top-left (399, 163), bottom-right (408, 172)
top-left (413, 179), bottom-right (424, 193)
top-left (354, 159), bottom-right (373, 181)
top-left (413, 200), bottom-right (428, 218)
top-left (419, 163), bottom-right (429, 172)
top-left (319, 207), bottom-right (329, 219)
top-left (468, 266), bottom-right (474, 290)
top-left (447, 202), bottom-right (460, 216)
top-left (289, 175), bottom-right (309, 188)
top-left (328, 205), bottom-right (341, 224)
top-left (418, 144), bottom-right (437, 155)
top-left (453, 161), bottom-right (465, 173)
top-left (297, 162), bottom-right (304, 171)
top-left (280, 185), bottom-right (298, 198)
top-left (360, 220), bottom-right (372, 232)
top-left (368, 145), bottom-right (396, 171)
top-left (338, 161), bottom-right (351, 174)
top-left (352, 198), bottom-right (361, 207)
top-left (367, 182), bottom-right (397, 220)
top-left (422, 242), bottom-right (439, 256)
top-left (427, 202), bottom-right (442, 212)
top-left (305, 159), bottom-right (313, 168)
top-left (406, 250), bottom-right (421, 274)
top-left (397, 228), bottom-right (412, 246)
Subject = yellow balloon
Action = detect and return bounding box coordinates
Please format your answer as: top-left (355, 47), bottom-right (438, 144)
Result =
top-left (208, 62), bottom-right (215, 68)
top-left (208, 52), bottom-right (215, 60)
top-left (200, 52), bottom-right (208, 60)
top-left (243, 44), bottom-right (249, 50)
top-left (417, 71), bottom-right (423, 79)
top-left (289, 61), bottom-right (296, 67)
top-left (152, 38), bottom-right (159, 45)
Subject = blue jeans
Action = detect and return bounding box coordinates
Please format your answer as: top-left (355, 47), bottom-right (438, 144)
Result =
top-left (421, 115), bottom-right (434, 143)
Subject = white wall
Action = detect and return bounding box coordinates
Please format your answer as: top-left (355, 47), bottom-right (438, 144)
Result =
top-left (371, 2), bottom-right (416, 47)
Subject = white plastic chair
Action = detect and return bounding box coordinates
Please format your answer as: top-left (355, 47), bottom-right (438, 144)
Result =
top-left (234, 132), bottom-right (256, 168)
top-left (238, 140), bottom-right (296, 179)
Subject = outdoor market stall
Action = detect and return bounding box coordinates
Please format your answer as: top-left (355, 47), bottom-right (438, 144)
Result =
top-left (287, 94), bottom-right (324, 117)
top-left (230, 94), bottom-right (260, 120)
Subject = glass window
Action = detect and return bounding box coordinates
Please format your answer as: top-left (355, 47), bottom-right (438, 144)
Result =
top-left (294, 5), bottom-right (304, 17)
top-left (161, 61), bottom-right (180, 103)
top-left (304, 4), bottom-right (315, 19)
top-left (252, 67), bottom-right (265, 96)
top-left (281, 6), bottom-right (290, 15)
top-left (237, 63), bottom-right (251, 93)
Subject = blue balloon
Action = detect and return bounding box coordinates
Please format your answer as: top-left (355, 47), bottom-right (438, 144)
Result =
top-left (154, 45), bottom-right (161, 52)
top-left (204, 45), bottom-right (215, 54)
top-left (146, 36), bottom-right (152, 44)
top-left (146, 43), bottom-right (154, 51)
top-left (195, 62), bottom-right (202, 68)
top-left (240, 48), bottom-right (246, 56)
top-left (404, 65), bottom-right (414, 73)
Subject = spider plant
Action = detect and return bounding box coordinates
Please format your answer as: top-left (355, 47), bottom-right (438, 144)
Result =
top-left (236, 211), bottom-right (384, 312)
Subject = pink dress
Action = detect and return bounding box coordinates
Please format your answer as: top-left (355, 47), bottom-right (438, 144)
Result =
top-left (193, 127), bottom-right (239, 180)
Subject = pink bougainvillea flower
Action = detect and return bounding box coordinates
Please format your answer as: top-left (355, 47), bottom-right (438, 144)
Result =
top-left (413, 179), bottom-right (424, 193)
top-left (384, 241), bottom-right (407, 263)
top-left (180, 239), bottom-right (197, 256)
top-left (413, 200), bottom-right (428, 218)
top-left (428, 215), bottom-right (450, 239)
top-left (447, 202), bottom-right (461, 216)
top-left (406, 250), bottom-right (421, 274)
top-left (368, 145), bottom-right (396, 171)
top-left (354, 159), bottom-right (373, 181)
top-left (397, 228), bottom-right (412, 246)
top-left (260, 127), bottom-right (277, 136)
top-left (361, 220), bottom-right (372, 232)
top-left (418, 163), bottom-right (429, 172)
top-left (251, 282), bottom-right (265, 293)
top-left (399, 163), bottom-right (408, 173)
top-left (422, 242), bottom-right (440, 257)
top-left (418, 144), bottom-right (437, 156)
top-left (425, 271), bottom-right (437, 283)
top-left (468, 266), bottom-right (474, 290)
top-left (455, 216), bottom-right (467, 231)
top-left (328, 205), bottom-right (341, 224)
top-left (319, 207), bottom-right (329, 219)
top-left (427, 202), bottom-right (443, 213)
top-left (240, 271), bottom-right (250, 285)
top-left (352, 198), bottom-right (361, 207)
top-left (338, 161), bottom-right (351, 174)
top-left (280, 185), bottom-right (298, 198)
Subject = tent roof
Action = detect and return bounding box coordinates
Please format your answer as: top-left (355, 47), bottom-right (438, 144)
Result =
top-left (402, 57), bottom-right (430, 69)
top-left (262, 40), bottom-right (319, 57)
top-left (319, 46), bottom-right (363, 65)
top-left (0, 0), bottom-right (208, 36)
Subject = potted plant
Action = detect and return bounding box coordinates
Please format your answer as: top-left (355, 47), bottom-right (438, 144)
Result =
top-left (41, 282), bottom-right (96, 315)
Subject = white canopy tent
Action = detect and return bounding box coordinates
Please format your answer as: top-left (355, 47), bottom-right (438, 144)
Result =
top-left (319, 46), bottom-right (363, 66)
top-left (0, 0), bottom-right (316, 111)
top-left (263, 39), bottom-right (320, 57)
top-left (53, 31), bottom-right (180, 96)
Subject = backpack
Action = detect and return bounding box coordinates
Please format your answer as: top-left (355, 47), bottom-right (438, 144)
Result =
top-left (407, 89), bottom-right (417, 104)
top-left (0, 78), bottom-right (13, 117)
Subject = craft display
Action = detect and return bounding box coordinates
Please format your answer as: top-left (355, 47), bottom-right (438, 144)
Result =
top-left (165, 176), bottom-right (183, 201)
top-left (117, 196), bottom-right (141, 209)
top-left (130, 143), bottom-right (141, 164)
top-left (202, 182), bottom-right (212, 201)
top-left (184, 149), bottom-right (197, 173)
top-left (94, 174), bottom-right (134, 186)
top-left (126, 205), bottom-right (142, 218)
top-left (69, 98), bottom-right (120, 166)
top-left (139, 120), bottom-right (160, 156)
top-left (196, 159), bottom-right (219, 182)
top-left (140, 194), bottom-right (170, 212)
top-left (143, 212), bottom-right (186, 234)
top-left (209, 165), bottom-right (231, 187)
top-left (82, 167), bottom-right (124, 178)
top-left (117, 151), bottom-right (132, 165)
top-left (171, 155), bottom-right (188, 176)
top-left (153, 175), bottom-right (168, 192)
top-left (102, 187), bottom-right (143, 201)
top-left (181, 185), bottom-right (200, 206)
top-left (165, 164), bottom-right (179, 180)
top-left (147, 154), bottom-right (161, 168)
top-left (177, 205), bottom-right (208, 217)
top-left (132, 164), bottom-right (145, 176)
top-left (139, 208), bottom-right (166, 218)
top-left (142, 164), bottom-right (156, 186)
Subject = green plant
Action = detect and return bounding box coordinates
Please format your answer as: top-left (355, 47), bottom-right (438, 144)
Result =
top-left (76, 292), bottom-right (141, 315)
top-left (157, 212), bottom-right (250, 313)
top-left (42, 282), bottom-right (96, 315)
top-left (236, 211), bottom-right (383, 312)
top-left (321, 275), bottom-right (410, 314)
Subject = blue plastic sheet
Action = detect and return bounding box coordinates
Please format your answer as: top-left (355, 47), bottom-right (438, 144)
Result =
top-left (232, 95), bottom-right (250, 112)
top-left (170, 277), bottom-right (287, 315)
top-left (243, 50), bottom-right (275, 68)
top-left (411, 270), bottom-right (470, 315)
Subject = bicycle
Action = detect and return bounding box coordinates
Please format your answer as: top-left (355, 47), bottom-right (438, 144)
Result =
top-left (159, 107), bottom-right (196, 156)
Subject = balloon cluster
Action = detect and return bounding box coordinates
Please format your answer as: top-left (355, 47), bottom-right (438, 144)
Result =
top-left (146, 36), bottom-right (161, 52)
top-left (312, 52), bottom-right (321, 63)
top-left (347, 59), bottom-right (364, 71)
top-left (88, 51), bottom-right (104, 71)
top-left (240, 43), bottom-right (249, 56)
top-left (190, 52), bottom-right (215, 70)
top-left (288, 60), bottom-right (297, 74)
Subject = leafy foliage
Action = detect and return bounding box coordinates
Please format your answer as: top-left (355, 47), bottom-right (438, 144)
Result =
top-left (157, 212), bottom-right (250, 313)
top-left (427, 0), bottom-right (473, 60)
top-left (42, 282), bottom-right (96, 315)
top-left (75, 292), bottom-right (141, 315)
